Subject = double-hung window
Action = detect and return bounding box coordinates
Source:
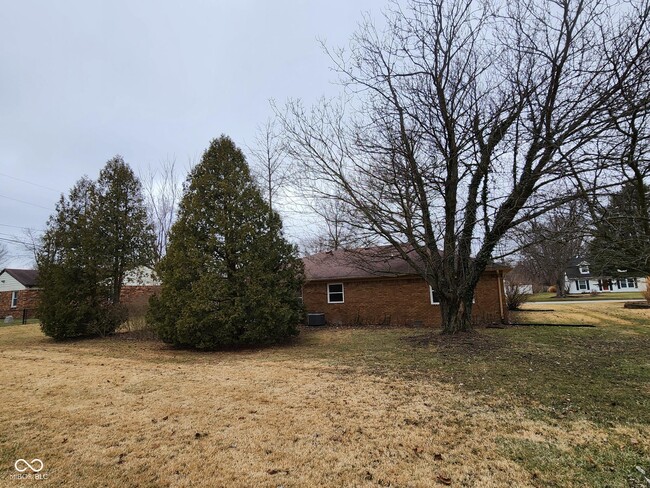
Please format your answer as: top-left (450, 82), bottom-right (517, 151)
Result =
top-left (327, 283), bottom-right (344, 303)
top-left (620, 278), bottom-right (636, 288)
top-left (10, 291), bottom-right (18, 308)
top-left (577, 279), bottom-right (589, 291)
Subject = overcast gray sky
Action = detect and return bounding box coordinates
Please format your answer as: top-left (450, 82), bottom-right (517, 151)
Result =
top-left (0, 0), bottom-right (386, 267)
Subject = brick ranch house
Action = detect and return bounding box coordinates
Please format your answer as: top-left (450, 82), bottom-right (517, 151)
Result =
top-left (302, 248), bottom-right (510, 327)
top-left (0, 269), bottom-right (40, 321)
top-left (0, 266), bottom-right (161, 321)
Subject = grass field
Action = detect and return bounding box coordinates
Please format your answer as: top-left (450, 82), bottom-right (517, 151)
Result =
top-left (1, 302), bottom-right (649, 487)
top-left (527, 291), bottom-right (644, 302)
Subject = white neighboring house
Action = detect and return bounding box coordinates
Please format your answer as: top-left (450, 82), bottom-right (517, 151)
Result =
top-left (123, 266), bottom-right (161, 286)
top-left (564, 258), bottom-right (647, 294)
top-left (504, 282), bottom-right (533, 294)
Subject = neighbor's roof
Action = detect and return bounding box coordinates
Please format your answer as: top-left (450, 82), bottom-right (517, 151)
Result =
top-left (1, 268), bottom-right (39, 287)
top-left (565, 257), bottom-right (593, 279)
top-left (302, 247), bottom-right (509, 282)
top-left (565, 257), bottom-right (643, 279)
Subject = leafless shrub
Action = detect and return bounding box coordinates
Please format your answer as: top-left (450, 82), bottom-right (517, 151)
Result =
top-left (505, 283), bottom-right (529, 311)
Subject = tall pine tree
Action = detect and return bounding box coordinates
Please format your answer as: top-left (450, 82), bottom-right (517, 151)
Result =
top-left (38, 157), bottom-right (155, 339)
top-left (38, 178), bottom-right (109, 339)
top-left (147, 136), bottom-right (303, 348)
top-left (95, 157), bottom-right (156, 303)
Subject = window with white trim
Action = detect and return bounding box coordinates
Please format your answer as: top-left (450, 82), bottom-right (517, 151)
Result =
top-left (577, 279), bottom-right (589, 291)
top-left (578, 263), bottom-right (590, 274)
top-left (327, 283), bottom-right (344, 303)
top-left (620, 278), bottom-right (636, 289)
top-left (10, 291), bottom-right (18, 308)
top-left (429, 286), bottom-right (474, 304)
top-left (429, 286), bottom-right (440, 305)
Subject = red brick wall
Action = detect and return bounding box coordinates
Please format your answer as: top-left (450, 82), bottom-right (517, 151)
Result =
top-left (0, 286), bottom-right (161, 321)
top-left (119, 285), bottom-right (160, 313)
top-left (302, 271), bottom-right (506, 327)
top-left (0, 289), bottom-right (41, 320)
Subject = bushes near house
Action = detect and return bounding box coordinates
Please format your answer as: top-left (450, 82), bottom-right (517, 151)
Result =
top-left (147, 135), bottom-right (304, 349)
top-left (505, 282), bottom-right (529, 311)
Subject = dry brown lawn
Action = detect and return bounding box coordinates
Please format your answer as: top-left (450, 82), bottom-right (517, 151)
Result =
top-left (514, 300), bottom-right (650, 326)
top-left (1, 302), bottom-right (649, 487)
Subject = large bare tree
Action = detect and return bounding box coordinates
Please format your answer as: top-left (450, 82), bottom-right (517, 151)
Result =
top-left (280, 0), bottom-right (650, 333)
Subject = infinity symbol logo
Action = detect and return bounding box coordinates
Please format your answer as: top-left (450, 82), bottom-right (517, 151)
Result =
top-left (14, 459), bottom-right (44, 473)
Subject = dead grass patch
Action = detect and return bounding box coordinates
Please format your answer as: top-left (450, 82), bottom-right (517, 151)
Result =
top-left (1, 328), bottom-right (533, 487)
top-left (1, 304), bottom-right (648, 487)
top-left (513, 301), bottom-right (650, 327)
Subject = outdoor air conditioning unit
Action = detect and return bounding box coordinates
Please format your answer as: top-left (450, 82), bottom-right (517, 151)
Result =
top-left (307, 313), bottom-right (326, 326)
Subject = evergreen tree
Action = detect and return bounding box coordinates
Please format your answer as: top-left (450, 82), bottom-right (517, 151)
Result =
top-left (589, 182), bottom-right (650, 275)
top-left (147, 136), bottom-right (303, 349)
top-left (38, 157), bottom-right (155, 339)
top-left (38, 178), bottom-right (112, 339)
top-left (95, 157), bottom-right (156, 303)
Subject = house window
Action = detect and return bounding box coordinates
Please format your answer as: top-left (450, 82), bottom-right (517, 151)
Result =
top-left (578, 264), bottom-right (589, 274)
top-left (577, 279), bottom-right (589, 291)
top-left (620, 278), bottom-right (636, 289)
top-left (429, 286), bottom-right (440, 305)
top-left (327, 283), bottom-right (344, 303)
top-left (10, 291), bottom-right (18, 308)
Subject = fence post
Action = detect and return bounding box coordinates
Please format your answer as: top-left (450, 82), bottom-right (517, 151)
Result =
top-left (22, 309), bottom-right (27, 325)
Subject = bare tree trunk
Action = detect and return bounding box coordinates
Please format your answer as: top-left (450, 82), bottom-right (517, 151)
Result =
top-left (440, 295), bottom-right (474, 334)
top-left (556, 276), bottom-right (566, 298)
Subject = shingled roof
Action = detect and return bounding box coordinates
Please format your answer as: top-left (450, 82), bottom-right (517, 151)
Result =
top-left (564, 257), bottom-right (643, 279)
top-left (1, 269), bottom-right (39, 287)
top-left (302, 247), bottom-right (509, 281)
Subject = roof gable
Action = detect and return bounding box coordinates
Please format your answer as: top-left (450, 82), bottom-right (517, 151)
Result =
top-left (0, 268), bottom-right (39, 288)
